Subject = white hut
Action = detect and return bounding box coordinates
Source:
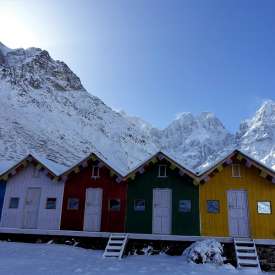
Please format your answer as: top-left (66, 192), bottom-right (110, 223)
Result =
top-left (0, 155), bottom-right (66, 230)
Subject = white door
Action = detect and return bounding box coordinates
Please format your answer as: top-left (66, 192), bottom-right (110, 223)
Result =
top-left (23, 188), bottom-right (41, 229)
top-left (227, 190), bottom-right (249, 237)
top-left (152, 188), bottom-right (172, 234)
top-left (84, 188), bottom-right (103, 231)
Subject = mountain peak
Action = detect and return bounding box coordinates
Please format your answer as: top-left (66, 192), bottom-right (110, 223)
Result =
top-left (0, 42), bottom-right (11, 56)
top-left (256, 100), bottom-right (275, 121)
top-left (0, 43), bottom-right (85, 92)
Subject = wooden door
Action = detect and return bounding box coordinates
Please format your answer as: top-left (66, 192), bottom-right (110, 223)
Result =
top-left (227, 190), bottom-right (249, 237)
top-left (152, 188), bottom-right (172, 234)
top-left (23, 188), bottom-right (41, 229)
top-left (84, 188), bottom-right (103, 231)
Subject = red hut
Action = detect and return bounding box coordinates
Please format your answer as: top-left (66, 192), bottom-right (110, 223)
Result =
top-left (60, 153), bottom-right (127, 232)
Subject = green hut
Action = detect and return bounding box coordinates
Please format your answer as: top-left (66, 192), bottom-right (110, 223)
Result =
top-left (125, 152), bottom-right (200, 236)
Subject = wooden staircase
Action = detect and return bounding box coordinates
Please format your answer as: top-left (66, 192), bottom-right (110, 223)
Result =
top-left (103, 233), bottom-right (128, 259)
top-left (234, 238), bottom-right (261, 272)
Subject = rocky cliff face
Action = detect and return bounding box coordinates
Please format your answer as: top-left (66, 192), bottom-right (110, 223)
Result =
top-left (0, 42), bottom-right (274, 173)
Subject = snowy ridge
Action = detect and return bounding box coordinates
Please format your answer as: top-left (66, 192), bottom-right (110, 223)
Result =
top-left (0, 42), bottom-right (274, 174)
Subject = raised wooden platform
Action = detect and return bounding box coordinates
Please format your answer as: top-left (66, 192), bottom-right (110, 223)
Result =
top-left (0, 227), bottom-right (274, 245)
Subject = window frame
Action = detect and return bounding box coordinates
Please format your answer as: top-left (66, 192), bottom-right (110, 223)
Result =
top-left (46, 197), bottom-right (57, 210)
top-left (9, 197), bottom-right (20, 209)
top-left (158, 164), bottom-right (167, 178)
top-left (91, 165), bottom-right (100, 179)
top-left (257, 201), bottom-right (272, 215)
top-left (109, 198), bottom-right (121, 212)
top-left (207, 200), bottom-right (220, 214)
top-left (67, 198), bottom-right (80, 210)
top-left (231, 164), bottom-right (241, 178)
top-left (178, 199), bottom-right (192, 213)
top-left (32, 168), bottom-right (40, 178)
top-left (134, 199), bottom-right (146, 212)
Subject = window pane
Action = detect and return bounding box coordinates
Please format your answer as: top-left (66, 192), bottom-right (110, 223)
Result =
top-left (46, 198), bottom-right (57, 209)
top-left (207, 200), bottom-right (220, 213)
top-left (134, 199), bottom-right (145, 211)
top-left (109, 199), bottom-right (120, 211)
top-left (92, 166), bottom-right (100, 178)
top-left (67, 198), bottom-right (79, 210)
top-left (232, 164), bottom-right (241, 177)
top-left (257, 201), bottom-right (271, 214)
top-left (9, 197), bottom-right (19, 209)
top-left (179, 200), bottom-right (191, 213)
top-left (158, 165), bottom-right (167, 177)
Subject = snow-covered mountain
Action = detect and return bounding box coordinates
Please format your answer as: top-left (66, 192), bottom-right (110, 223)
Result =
top-left (0, 42), bottom-right (274, 174)
top-left (0, 42), bottom-right (158, 174)
top-left (236, 100), bottom-right (275, 171)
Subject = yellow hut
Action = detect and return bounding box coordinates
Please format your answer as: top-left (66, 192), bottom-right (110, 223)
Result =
top-left (199, 150), bottom-right (275, 240)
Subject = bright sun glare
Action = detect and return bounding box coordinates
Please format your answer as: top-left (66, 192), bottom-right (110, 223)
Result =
top-left (0, 5), bottom-right (38, 49)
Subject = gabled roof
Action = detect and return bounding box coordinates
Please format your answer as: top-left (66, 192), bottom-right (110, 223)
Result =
top-left (197, 149), bottom-right (275, 183)
top-left (59, 152), bottom-right (125, 180)
top-left (0, 154), bottom-right (65, 181)
top-left (124, 151), bottom-right (199, 183)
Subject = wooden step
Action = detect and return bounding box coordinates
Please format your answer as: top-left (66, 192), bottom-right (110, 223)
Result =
top-left (104, 251), bottom-right (121, 257)
top-left (109, 240), bottom-right (124, 244)
top-left (236, 246), bottom-right (255, 251)
top-left (106, 245), bottom-right (122, 250)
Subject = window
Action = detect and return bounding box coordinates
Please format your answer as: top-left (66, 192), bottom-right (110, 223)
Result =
top-left (232, 164), bottom-right (241, 178)
top-left (109, 199), bottom-right (120, 211)
top-left (32, 168), bottom-right (40, 178)
top-left (9, 197), bottom-right (19, 209)
top-left (207, 200), bottom-right (220, 213)
top-left (67, 198), bottom-right (79, 210)
top-left (179, 200), bottom-right (191, 213)
top-left (158, 165), bottom-right (167, 178)
top-left (134, 199), bottom-right (145, 211)
top-left (91, 166), bottom-right (100, 179)
top-left (257, 201), bottom-right (271, 214)
top-left (46, 198), bottom-right (57, 209)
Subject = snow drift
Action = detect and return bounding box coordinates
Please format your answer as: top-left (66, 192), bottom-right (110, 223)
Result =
top-left (182, 239), bottom-right (225, 265)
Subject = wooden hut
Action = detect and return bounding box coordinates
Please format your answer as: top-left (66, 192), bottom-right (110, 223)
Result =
top-left (60, 153), bottom-right (127, 232)
top-left (125, 152), bottom-right (200, 235)
top-left (199, 150), bottom-right (275, 239)
top-left (0, 155), bottom-right (65, 230)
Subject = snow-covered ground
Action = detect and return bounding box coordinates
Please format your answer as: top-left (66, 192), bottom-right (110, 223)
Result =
top-left (0, 241), bottom-right (265, 275)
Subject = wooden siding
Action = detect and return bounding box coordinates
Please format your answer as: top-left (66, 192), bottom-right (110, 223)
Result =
top-left (61, 164), bottom-right (127, 232)
top-left (126, 159), bottom-right (200, 235)
top-left (200, 162), bottom-right (275, 238)
top-left (0, 166), bottom-right (64, 230)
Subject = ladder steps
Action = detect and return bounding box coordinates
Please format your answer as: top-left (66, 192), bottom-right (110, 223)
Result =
top-left (103, 233), bottom-right (128, 259)
top-left (234, 238), bottom-right (261, 272)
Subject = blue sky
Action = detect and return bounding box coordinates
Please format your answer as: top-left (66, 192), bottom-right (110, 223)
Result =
top-left (0, 0), bottom-right (274, 131)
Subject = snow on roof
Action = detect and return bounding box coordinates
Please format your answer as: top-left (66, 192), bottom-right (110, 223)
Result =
top-left (31, 154), bottom-right (69, 176)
